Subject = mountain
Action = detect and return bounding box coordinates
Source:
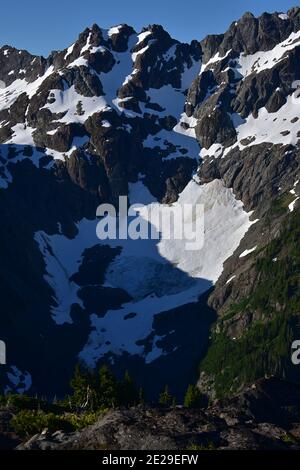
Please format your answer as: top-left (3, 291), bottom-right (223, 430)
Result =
top-left (0, 7), bottom-right (299, 401)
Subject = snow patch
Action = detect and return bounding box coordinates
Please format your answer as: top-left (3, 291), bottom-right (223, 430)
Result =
top-left (132, 44), bottom-right (150, 62)
top-left (108, 25), bottom-right (122, 37)
top-left (136, 31), bottom-right (152, 45)
top-left (43, 85), bottom-right (108, 124)
top-left (0, 65), bottom-right (54, 110)
top-left (239, 246), bottom-right (257, 258)
top-left (289, 197), bottom-right (299, 212)
top-left (226, 275), bottom-right (236, 285)
top-left (236, 30), bottom-right (300, 78)
top-left (278, 13), bottom-right (289, 20)
top-left (221, 90), bottom-right (300, 157)
top-left (64, 43), bottom-right (75, 60)
top-left (80, 178), bottom-right (256, 366)
top-left (201, 49), bottom-right (232, 73)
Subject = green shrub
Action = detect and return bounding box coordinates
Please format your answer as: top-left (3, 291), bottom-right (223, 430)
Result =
top-left (11, 409), bottom-right (103, 437)
top-left (184, 385), bottom-right (208, 408)
top-left (63, 411), bottom-right (102, 430)
top-left (11, 410), bottom-right (71, 437)
top-left (158, 385), bottom-right (174, 406)
top-left (1, 394), bottom-right (41, 411)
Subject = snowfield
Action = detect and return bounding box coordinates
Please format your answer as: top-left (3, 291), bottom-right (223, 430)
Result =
top-left (2, 16), bottom-right (295, 372)
top-left (35, 177), bottom-right (255, 365)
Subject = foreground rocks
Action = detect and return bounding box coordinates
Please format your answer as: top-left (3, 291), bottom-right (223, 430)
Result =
top-left (15, 378), bottom-right (300, 450)
top-left (0, 410), bottom-right (21, 449)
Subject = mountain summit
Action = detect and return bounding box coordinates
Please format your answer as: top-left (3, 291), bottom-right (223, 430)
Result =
top-left (0, 8), bottom-right (299, 400)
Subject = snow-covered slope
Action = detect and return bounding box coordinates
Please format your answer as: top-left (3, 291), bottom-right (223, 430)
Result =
top-left (34, 177), bottom-right (254, 366)
top-left (1, 8), bottom-right (300, 397)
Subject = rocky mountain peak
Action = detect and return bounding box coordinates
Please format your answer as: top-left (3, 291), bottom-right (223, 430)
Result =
top-left (288, 5), bottom-right (300, 17)
top-left (200, 8), bottom-right (300, 63)
top-left (0, 8), bottom-right (299, 408)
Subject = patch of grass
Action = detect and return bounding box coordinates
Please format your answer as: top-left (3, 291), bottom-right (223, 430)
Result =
top-left (10, 409), bottom-right (102, 437)
top-left (282, 433), bottom-right (298, 445)
top-left (0, 393), bottom-right (67, 413)
top-left (63, 411), bottom-right (104, 430)
top-left (11, 410), bottom-right (71, 437)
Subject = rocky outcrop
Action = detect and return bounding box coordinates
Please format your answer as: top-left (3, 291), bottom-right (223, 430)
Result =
top-left (0, 410), bottom-right (21, 450)
top-left (200, 7), bottom-right (300, 63)
top-left (16, 379), bottom-right (300, 450)
top-left (198, 143), bottom-right (300, 213)
top-left (0, 46), bottom-right (46, 86)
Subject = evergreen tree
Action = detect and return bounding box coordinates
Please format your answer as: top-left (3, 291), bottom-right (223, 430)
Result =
top-left (184, 384), bottom-right (208, 409)
top-left (119, 371), bottom-right (138, 407)
top-left (70, 364), bottom-right (91, 409)
top-left (159, 385), bottom-right (173, 407)
top-left (98, 365), bottom-right (119, 408)
top-left (70, 363), bottom-right (140, 411)
top-left (138, 387), bottom-right (146, 405)
top-left (85, 369), bottom-right (99, 411)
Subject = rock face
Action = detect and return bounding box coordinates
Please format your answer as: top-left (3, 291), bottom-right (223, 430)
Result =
top-left (189, 8), bottom-right (300, 397)
top-left (0, 8), bottom-right (300, 404)
top-left (0, 21), bottom-right (203, 399)
top-left (16, 379), bottom-right (300, 450)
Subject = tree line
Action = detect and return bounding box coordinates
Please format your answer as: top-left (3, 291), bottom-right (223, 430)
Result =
top-left (70, 363), bottom-right (208, 411)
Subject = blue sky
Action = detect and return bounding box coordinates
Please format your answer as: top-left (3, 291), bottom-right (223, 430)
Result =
top-left (0, 0), bottom-right (298, 56)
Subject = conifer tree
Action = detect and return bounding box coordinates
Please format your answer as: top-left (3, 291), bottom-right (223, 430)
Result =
top-left (184, 384), bottom-right (207, 408)
top-left (119, 370), bottom-right (138, 407)
top-left (98, 365), bottom-right (119, 408)
top-left (138, 387), bottom-right (146, 405)
top-left (70, 364), bottom-right (91, 409)
top-left (159, 385), bottom-right (173, 406)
